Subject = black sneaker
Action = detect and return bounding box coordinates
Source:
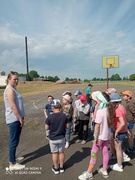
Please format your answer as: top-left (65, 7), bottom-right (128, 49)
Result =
top-left (52, 166), bottom-right (59, 174)
top-left (59, 167), bottom-right (64, 173)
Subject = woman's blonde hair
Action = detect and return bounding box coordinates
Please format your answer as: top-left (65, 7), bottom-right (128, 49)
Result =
top-left (5, 71), bottom-right (18, 85)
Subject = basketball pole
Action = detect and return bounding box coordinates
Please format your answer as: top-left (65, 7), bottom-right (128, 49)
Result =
top-left (25, 36), bottom-right (29, 81)
top-left (106, 68), bottom-right (109, 89)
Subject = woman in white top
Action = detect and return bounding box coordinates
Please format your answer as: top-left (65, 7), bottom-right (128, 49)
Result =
top-left (4, 71), bottom-right (25, 171)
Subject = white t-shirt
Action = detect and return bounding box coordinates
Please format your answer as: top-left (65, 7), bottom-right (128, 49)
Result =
top-left (74, 99), bottom-right (81, 118)
top-left (95, 107), bottom-right (110, 140)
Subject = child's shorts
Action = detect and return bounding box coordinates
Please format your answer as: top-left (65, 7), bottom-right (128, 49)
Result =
top-left (128, 122), bottom-right (135, 129)
top-left (114, 132), bottom-right (127, 142)
top-left (49, 138), bottom-right (65, 153)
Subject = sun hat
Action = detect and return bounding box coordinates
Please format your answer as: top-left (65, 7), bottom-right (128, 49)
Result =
top-left (74, 90), bottom-right (82, 96)
top-left (51, 99), bottom-right (61, 107)
top-left (63, 94), bottom-right (71, 102)
top-left (80, 95), bottom-right (87, 101)
top-left (106, 88), bottom-right (116, 94)
top-left (62, 91), bottom-right (72, 97)
top-left (110, 93), bottom-right (122, 102)
top-left (120, 90), bottom-right (133, 98)
top-left (91, 91), bottom-right (101, 101)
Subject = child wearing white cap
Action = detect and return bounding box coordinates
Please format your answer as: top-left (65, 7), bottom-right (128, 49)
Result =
top-left (45, 99), bottom-right (69, 174)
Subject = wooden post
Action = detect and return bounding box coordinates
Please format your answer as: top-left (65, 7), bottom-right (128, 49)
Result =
top-left (25, 37), bottom-right (29, 81)
top-left (106, 68), bottom-right (109, 89)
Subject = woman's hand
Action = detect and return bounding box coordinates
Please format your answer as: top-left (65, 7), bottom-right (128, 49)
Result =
top-left (19, 117), bottom-right (24, 127)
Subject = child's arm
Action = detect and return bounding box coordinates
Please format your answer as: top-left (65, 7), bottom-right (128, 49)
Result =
top-left (44, 109), bottom-right (48, 118)
top-left (93, 123), bottom-right (100, 140)
top-left (45, 124), bottom-right (50, 131)
top-left (68, 106), bottom-right (74, 120)
top-left (115, 117), bottom-right (125, 139)
top-left (73, 108), bottom-right (77, 119)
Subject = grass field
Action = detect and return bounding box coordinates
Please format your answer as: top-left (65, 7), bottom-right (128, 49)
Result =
top-left (0, 81), bottom-right (134, 104)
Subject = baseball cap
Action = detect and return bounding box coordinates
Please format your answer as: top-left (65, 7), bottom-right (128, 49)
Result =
top-left (74, 90), bottom-right (82, 96)
top-left (80, 95), bottom-right (87, 101)
top-left (120, 90), bottom-right (133, 98)
top-left (51, 99), bottom-right (61, 107)
top-left (110, 93), bottom-right (122, 102)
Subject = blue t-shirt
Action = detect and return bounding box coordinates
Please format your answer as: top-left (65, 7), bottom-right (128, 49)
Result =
top-left (86, 87), bottom-right (91, 95)
top-left (45, 104), bottom-right (53, 116)
top-left (46, 112), bottom-right (68, 140)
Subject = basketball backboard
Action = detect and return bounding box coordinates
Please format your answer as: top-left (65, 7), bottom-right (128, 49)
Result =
top-left (102, 55), bottom-right (119, 68)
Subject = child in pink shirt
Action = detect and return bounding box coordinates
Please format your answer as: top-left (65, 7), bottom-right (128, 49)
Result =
top-left (78, 92), bottom-right (114, 179)
top-left (110, 93), bottom-right (130, 172)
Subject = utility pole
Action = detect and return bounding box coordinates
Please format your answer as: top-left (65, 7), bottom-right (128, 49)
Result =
top-left (25, 36), bottom-right (29, 81)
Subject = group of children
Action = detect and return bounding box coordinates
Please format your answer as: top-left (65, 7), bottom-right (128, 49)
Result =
top-left (44, 87), bottom-right (135, 179)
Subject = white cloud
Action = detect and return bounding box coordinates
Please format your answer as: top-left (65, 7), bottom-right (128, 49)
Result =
top-left (0, 0), bottom-right (135, 79)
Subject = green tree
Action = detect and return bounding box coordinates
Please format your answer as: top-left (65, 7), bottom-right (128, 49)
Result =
top-left (65, 77), bottom-right (70, 81)
top-left (84, 79), bottom-right (90, 83)
top-left (29, 70), bottom-right (40, 80)
top-left (123, 76), bottom-right (129, 80)
top-left (129, 73), bottom-right (135, 81)
top-left (110, 74), bottom-right (121, 81)
top-left (54, 76), bottom-right (60, 82)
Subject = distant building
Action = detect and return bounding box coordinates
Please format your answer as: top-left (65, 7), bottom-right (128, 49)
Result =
top-left (0, 75), bottom-right (26, 86)
top-left (0, 71), bottom-right (6, 76)
top-left (0, 76), bottom-right (7, 86)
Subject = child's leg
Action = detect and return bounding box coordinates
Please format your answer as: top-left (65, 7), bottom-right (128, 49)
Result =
top-left (109, 133), bottom-right (115, 154)
top-left (127, 125), bottom-right (134, 148)
top-left (102, 140), bottom-right (109, 171)
top-left (83, 120), bottom-right (89, 141)
top-left (78, 120), bottom-right (83, 140)
top-left (65, 122), bottom-right (72, 142)
top-left (115, 132), bottom-right (127, 165)
top-left (59, 152), bottom-right (65, 168)
top-left (87, 142), bottom-right (100, 173)
top-left (58, 138), bottom-right (65, 168)
top-left (52, 153), bottom-right (59, 168)
top-left (114, 140), bottom-right (123, 165)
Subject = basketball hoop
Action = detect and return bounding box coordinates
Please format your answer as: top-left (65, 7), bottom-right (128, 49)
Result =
top-left (109, 64), bottom-right (114, 68)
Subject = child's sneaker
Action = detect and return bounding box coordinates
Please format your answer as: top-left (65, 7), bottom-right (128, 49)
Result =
top-left (110, 163), bottom-right (123, 172)
top-left (81, 140), bottom-right (87, 145)
top-left (98, 168), bottom-right (109, 178)
top-left (122, 155), bottom-right (131, 162)
top-left (65, 142), bottom-right (69, 148)
top-left (59, 167), bottom-right (64, 173)
top-left (52, 166), bottom-right (59, 174)
top-left (76, 139), bottom-right (82, 143)
top-left (78, 171), bottom-right (93, 180)
top-left (9, 163), bottom-right (25, 170)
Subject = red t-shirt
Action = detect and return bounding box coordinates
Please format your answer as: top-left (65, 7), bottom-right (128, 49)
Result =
top-left (114, 104), bottom-right (127, 133)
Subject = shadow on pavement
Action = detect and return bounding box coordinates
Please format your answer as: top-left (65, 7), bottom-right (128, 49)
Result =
top-left (65, 147), bottom-right (91, 169)
top-left (21, 144), bottom-right (50, 164)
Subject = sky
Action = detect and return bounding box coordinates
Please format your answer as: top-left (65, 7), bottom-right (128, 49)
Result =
top-left (0, 0), bottom-right (135, 80)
